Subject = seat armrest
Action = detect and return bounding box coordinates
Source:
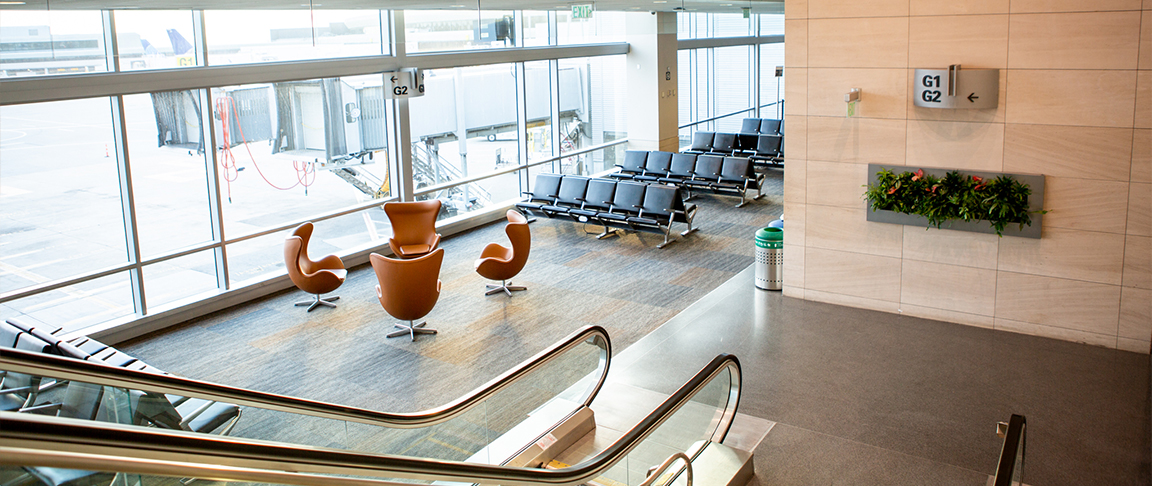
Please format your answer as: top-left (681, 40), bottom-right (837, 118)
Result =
top-left (179, 400), bottom-right (217, 430)
top-left (20, 403), bottom-right (62, 414)
top-left (0, 385), bottom-right (36, 395)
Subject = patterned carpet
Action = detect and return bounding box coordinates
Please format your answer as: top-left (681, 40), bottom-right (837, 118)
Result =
top-left (120, 169), bottom-right (784, 447)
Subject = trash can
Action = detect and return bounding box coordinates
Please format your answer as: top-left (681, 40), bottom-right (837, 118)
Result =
top-left (755, 227), bottom-right (783, 290)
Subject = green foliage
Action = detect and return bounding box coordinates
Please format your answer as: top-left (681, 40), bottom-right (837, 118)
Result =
top-left (862, 168), bottom-right (1045, 237)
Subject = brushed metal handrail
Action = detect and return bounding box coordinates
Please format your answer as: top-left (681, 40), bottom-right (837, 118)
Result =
top-left (0, 324), bottom-right (611, 429)
top-left (0, 354), bottom-right (740, 486)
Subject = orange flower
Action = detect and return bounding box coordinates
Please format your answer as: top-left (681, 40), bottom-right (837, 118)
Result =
top-left (887, 185), bottom-right (899, 195)
top-left (911, 169), bottom-right (925, 181)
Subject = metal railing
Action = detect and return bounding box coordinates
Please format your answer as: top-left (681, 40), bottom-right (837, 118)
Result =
top-left (412, 137), bottom-right (630, 199)
top-left (678, 100), bottom-right (781, 130)
top-left (992, 414), bottom-right (1026, 486)
top-left (0, 138), bottom-right (629, 308)
top-left (0, 325), bottom-right (611, 429)
top-left (0, 353), bottom-right (741, 486)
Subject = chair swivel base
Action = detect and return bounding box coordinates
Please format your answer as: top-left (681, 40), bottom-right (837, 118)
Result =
top-left (485, 280), bottom-right (527, 296)
top-left (387, 320), bottom-right (437, 341)
top-left (295, 294), bottom-right (339, 312)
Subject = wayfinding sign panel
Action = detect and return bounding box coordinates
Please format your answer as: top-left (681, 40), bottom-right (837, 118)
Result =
top-left (913, 66), bottom-right (998, 109)
top-left (384, 68), bottom-right (425, 99)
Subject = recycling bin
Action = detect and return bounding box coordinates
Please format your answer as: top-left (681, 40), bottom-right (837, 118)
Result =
top-left (755, 227), bottom-right (783, 290)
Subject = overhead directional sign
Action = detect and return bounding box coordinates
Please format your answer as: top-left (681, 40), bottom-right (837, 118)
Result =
top-left (384, 68), bottom-right (425, 99)
top-left (913, 66), bottom-right (998, 109)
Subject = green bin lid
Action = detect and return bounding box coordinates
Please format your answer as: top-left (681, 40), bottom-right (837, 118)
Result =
top-left (755, 227), bottom-right (782, 241)
top-left (755, 227), bottom-right (783, 249)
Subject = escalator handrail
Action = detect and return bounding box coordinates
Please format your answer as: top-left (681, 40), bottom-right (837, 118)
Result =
top-left (0, 354), bottom-right (741, 486)
top-left (992, 414), bottom-right (1026, 486)
top-left (0, 324), bottom-right (611, 429)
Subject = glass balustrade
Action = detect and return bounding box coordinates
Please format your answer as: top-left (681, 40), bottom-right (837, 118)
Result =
top-left (0, 346), bottom-right (740, 486)
top-left (0, 328), bottom-right (608, 472)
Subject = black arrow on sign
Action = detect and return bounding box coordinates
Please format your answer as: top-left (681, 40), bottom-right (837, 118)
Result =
top-left (968, 93), bottom-right (979, 102)
top-left (391, 76), bottom-right (397, 83)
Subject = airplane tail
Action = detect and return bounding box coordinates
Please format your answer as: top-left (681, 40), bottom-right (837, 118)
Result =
top-left (166, 29), bottom-right (193, 56)
top-left (141, 39), bottom-right (159, 56)
top-left (167, 29), bottom-right (195, 66)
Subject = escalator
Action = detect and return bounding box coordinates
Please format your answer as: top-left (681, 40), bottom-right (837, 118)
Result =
top-left (0, 325), bottom-right (748, 486)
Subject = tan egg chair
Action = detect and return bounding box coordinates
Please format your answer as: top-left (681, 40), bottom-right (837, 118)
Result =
top-left (475, 209), bottom-right (531, 296)
top-left (384, 200), bottom-right (442, 259)
top-left (284, 222), bottom-right (347, 312)
top-left (370, 248), bottom-right (444, 341)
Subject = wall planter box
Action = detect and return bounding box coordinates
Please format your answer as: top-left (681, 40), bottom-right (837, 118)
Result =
top-left (865, 164), bottom-right (1046, 239)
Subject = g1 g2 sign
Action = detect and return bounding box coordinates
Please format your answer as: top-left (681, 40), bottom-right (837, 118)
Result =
top-left (913, 65), bottom-right (998, 110)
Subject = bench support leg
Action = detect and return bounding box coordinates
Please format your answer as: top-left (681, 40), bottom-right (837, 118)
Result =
top-left (596, 227), bottom-right (619, 239)
top-left (657, 227), bottom-right (676, 249)
top-left (735, 192), bottom-right (748, 208)
top-left (680, 217), bottom-right (697, 237)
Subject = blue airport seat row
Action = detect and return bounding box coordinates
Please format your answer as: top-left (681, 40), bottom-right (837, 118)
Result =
top-left (682, 118), bottom-right (785, 166)
top-left (610, 150), bottom-right (767, 208)
top-left (0, 318), bottom-right (241, 433)
top-left (516, 174), bottom-right (699, 249)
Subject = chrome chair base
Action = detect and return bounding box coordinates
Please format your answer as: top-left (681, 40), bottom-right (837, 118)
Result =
top-left (295, 294), bottom-right (339, 312)
top-left (485, 280), bottom-right (527, 296)
top-left (387, 320), bottom-right (437, 341)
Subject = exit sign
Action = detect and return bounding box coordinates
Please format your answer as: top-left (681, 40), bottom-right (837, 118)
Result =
top-left (572, 4), bottom-right (594, 19)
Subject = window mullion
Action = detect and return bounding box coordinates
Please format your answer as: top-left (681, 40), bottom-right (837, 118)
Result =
top-left (111, 95), bottom-right (146, 316)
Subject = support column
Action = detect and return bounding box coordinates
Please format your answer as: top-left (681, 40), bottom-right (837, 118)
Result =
top-left (625, 12), bottom-right (679, 152)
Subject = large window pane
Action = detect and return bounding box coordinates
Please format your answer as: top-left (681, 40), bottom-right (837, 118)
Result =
top-left (555, 11), bottom-right (625, 45)
top-left (760, 43), bottom-right (785, 118)
top-left (0, 273), bottom-right (135, 335)
top-left (205, 10), bottom-right (386, 66)
top-left (142, 251), bottom-right (219, 309)
top-left (521, 11), bottom-right (550, 47)
top-left (558, 56), bottom-right (626, 174)
top-left (225, 211), bottom-right (389, 286)
top-left (759, 13), bottom-right (784, 36)
top-left (0, 10), bottom-right (108, 77)
top-left (215, 75), bottom-right (393, 253)
top-left (0, 98), bottom-right (127, 294)
top-left (525, 60), bottom-right (554, 162)
top-left (678, 13), bottom-right (754, 39)
top-left (123, 90), bottom-right (215, 258)
top-left (114, 10), bottom-right (199, 71)
top-left (404, 10), bottom-right (516, 53)
top-left (713, 46), bottom-right (753, 133)
top-left (408, 64), bottom-right (521, 219)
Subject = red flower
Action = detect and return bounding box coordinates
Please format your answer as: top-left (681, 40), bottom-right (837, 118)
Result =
top-left (911, 169), bottom-right (925, 181)
top-left (972, 176), bottom-right (983, 183)
top-left (930, 185), bottom-right (939, 194)
top-left (887, 186), bottom-right (899, 195)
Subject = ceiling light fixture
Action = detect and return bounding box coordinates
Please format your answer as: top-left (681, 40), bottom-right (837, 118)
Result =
top-left (0, 2), bottom-right (28, 4)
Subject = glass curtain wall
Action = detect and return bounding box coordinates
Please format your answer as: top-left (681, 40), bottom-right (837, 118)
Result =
top-left (0, 7), bottom-right (780, 337)
top-left (0, 6), bottom-right (633, 337)
top-left (677, 13), bottom-right (784, 147)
